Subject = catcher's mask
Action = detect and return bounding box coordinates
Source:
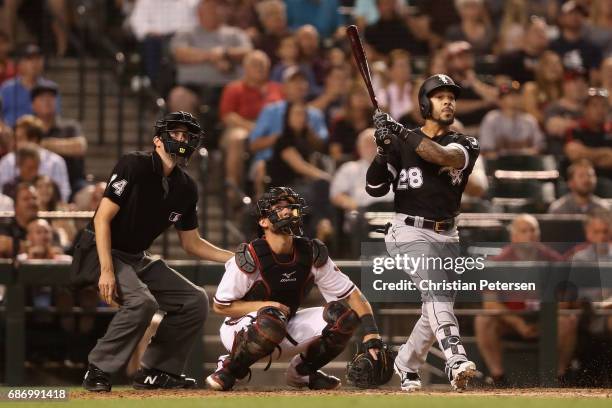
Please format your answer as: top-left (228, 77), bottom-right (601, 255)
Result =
top-left (256, 187), bottom-right (307, 236)
top-left (154, 111), bottom-right (204, 162)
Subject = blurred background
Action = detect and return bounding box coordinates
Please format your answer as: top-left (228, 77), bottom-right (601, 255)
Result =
top-left (0, 0), bottom-right (611, 390)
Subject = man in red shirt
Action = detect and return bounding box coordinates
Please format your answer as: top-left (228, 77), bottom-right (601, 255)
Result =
top-left (219, 50), bottom-right (283, 194)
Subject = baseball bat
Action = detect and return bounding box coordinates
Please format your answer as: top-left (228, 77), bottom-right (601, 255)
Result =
top-left (346, 24), bottom-right (379, 111)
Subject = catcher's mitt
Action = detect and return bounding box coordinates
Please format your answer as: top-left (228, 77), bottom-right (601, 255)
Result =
top-left (346, 339), bottom-right (396, 388)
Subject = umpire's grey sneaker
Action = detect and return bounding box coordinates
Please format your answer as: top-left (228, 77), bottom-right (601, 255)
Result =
top-left (448, 360), bottom-right (476, 391)
top-left (394, 363), bottom-right (422, 392)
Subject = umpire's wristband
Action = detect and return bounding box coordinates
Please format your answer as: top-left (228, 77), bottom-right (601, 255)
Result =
top-left (398, 127), bottom-right (424, 150)
top-left (360, 314), bottom-right (379, 335)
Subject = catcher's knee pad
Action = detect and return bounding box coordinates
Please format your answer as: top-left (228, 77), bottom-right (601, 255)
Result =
top-left (227, 306), bottom-right (287, 379)
top-left (298, 302), bottom-right (359, 375)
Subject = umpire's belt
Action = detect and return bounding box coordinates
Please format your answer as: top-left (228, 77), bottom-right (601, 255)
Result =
top-left (403, 215), bottom-right (455, 233)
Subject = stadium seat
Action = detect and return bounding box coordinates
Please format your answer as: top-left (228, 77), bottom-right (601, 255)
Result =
top-left (488, 154), bottom-right (558, 173)
top-left (490, 179), bottom-right (556, 213)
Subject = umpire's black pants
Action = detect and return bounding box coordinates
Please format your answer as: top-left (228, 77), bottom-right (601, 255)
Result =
top-left (88, 250), bottom-right (208, 375)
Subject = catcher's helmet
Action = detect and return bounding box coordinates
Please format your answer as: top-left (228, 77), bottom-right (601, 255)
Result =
top-left (418, 74), bottom-right (461, 119)
top-left (154, 111), bottom-right (204, 160)
top-left (255, 187), bottom-right (308, 236)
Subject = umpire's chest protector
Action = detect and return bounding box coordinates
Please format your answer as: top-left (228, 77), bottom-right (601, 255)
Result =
top-left (240, 237), bottom-right (315, 317)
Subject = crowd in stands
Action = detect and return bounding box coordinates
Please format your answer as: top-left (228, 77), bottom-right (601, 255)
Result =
top-left (117, 0), bottom-right (612, 246)
top-left (0, 0), bottom-right (610, 383)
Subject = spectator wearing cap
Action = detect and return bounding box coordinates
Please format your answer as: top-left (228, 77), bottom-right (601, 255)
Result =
top-left (543, 68), bottom-right (588, 155)
top-left (445, 0), bottom-right (495, 56)
top-left (31, 83), bottom-right (87, 196)
top-left (496, 16), bottom-right (550, 84)
top-left (169, 0), bottom-right (252, 111)
top-left (248, 66), bottom-right (328, 179)
top-left (0, 44), bottom-right (60, 127)
top-left (479, 81), bottom-right (544, 159)
top-left (0, 115), bottom-right (70, 201)
top-left (364, 0), bottom-right (425, 57)
top-left (285, 0), bottom-right (343, 40)
top-left (549, 159), bottom-right (609, 214)
top-left (270, 35), bottom-right (319, 97)
top-left (550, 0), bottom-right (603, 81)
top-left (445, 41), bottom-right (497, 130)
top-left (0, 30), bottom-right (15, 85)
top-left (564, 88), bottom-right (612, 196)
top-left (128, 0), bottom-right (199, 90)
top-left (218, 50), bottom-right (283, 194)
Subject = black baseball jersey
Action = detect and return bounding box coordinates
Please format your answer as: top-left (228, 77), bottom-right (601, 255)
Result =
top-left (99, 150), bottom-right (199, 253)
top-left (386, 128), bottom-right (480, 220)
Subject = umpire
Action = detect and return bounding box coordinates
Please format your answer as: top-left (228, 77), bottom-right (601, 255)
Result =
top-left (72, 112), bottom-right (232, 392)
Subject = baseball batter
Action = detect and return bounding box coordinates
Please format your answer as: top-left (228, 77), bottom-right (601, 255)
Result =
top-left (206, 187), bottom-right (387, 391)
top-left (366, 74), bottom-right (480, 391)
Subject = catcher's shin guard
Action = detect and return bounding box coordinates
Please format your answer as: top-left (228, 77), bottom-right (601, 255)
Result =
top-left (227, 306), bottom-right (287, 379)
top-left (297, 301), bottom-right (359, 375)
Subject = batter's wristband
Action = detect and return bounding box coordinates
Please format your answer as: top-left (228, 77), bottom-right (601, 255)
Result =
top-left (360, 314), bottom-right (379, 335)
top-left (399, 127), bottom-right (424, 150)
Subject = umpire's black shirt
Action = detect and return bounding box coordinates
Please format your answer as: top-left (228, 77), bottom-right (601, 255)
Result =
top-left (101, 150), bottom-right (198, 254)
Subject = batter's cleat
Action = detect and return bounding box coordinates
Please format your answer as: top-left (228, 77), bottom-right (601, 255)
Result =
top-left (394, 363), bottom-right (422, 392)
top-left (133, 367), bottom-right (197, 390)
top-left (448, 360), bottom-right (477, 391)
top-left (83, 364), bottom-right (111, 392)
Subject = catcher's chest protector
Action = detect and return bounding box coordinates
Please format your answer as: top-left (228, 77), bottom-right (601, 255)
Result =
top-left (243, 238), bottom-right (314, 317)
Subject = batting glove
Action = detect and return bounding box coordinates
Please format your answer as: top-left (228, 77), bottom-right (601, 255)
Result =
top-left (374, 127), bottom-right (392, 156)
top-left (373, 110), bottom-right (423, 149)
top-left (373, 110), bottom-right (404, 135)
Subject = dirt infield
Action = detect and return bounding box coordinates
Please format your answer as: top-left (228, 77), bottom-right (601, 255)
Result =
top-left (71, 388), bottom-right (612, 400)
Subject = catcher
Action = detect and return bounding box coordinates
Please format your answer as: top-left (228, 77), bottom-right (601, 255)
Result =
top-left (206, 187), bottom-right (393, 391)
